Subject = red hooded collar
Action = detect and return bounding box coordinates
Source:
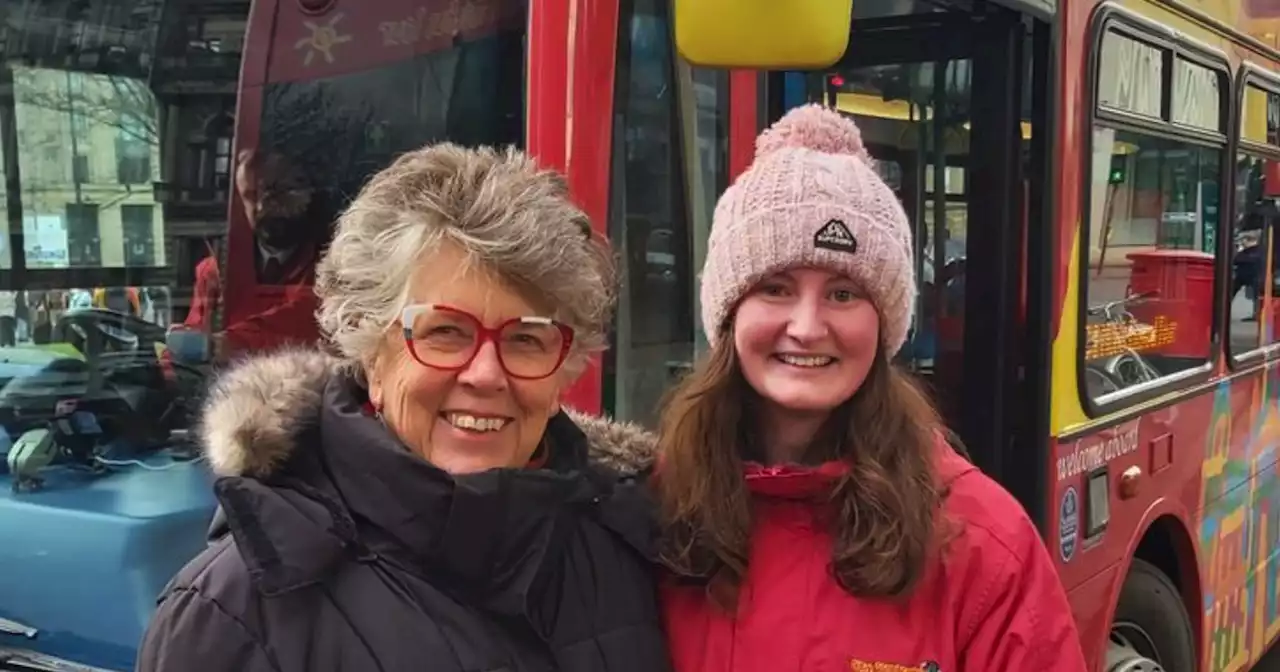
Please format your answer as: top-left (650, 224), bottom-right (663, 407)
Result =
top-left (741, 433), bottom-right (975, 500)
top-left (743, 460), bottom-right (848, 499)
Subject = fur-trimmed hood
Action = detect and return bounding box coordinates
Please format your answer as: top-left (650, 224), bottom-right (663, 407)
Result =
top-left (199, 348), bottom-right (657, 479)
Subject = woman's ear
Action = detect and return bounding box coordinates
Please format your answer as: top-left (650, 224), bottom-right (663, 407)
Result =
top-left (365, 355), bottom-right (384, 410)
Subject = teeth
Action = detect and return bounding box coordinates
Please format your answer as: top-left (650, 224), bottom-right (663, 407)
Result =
top-left (777, 354), bottom-right (834, 368)
top-left (446, 413), bottom-right (509, 432)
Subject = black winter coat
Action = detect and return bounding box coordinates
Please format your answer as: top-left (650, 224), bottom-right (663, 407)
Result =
top-left (136, 349), bottom-right (668, 672)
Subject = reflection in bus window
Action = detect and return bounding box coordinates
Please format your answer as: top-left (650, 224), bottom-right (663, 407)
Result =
top-left (1171, 57), bottom-right (1221, 132)
top-left (1230, 155), bottom-right (1275, 355)
top-left (1097, 31), bottom-right (1162, 119)
top-left (214, 2), bottom-right (527, 356)
top-left (1231, 83), bottom-right (1280, 359)
top-left (1084, 128), bottom-right (1219, 400)
top-left (1083, 26), bottom-right (1226, 404)
top-left (253, 12), bottom-right (526, 266)
top-left (0, 0), bottom-right (245, 458)
top-left (0, 1), bottom-right (254, 668)
top-left (12, 67), bottom-right (162, 270)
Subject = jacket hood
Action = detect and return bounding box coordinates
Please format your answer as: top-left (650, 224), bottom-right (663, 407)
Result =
top-left (200, 348), bottom-right (658, 479)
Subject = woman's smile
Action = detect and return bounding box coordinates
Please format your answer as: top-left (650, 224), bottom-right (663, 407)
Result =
top-left (773, 353), bottom-right (838, 368)
top-left (441, 411), bottom-right (513, 433)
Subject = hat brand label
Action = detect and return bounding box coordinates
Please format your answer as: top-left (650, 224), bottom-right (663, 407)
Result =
top-left (814, 219), bottom-right (857, 253)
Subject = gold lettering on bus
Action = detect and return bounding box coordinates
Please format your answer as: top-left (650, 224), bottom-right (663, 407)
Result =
top-left (379, 1), bottom-right (503, 48)
top-left (1055, 424), bottom-right (1140, 482)
top-left (1083, 315), bottom-right (1177, 361)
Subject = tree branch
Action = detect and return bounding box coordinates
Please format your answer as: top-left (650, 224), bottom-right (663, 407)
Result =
top-left (14, 70), bottom-right (159, 146)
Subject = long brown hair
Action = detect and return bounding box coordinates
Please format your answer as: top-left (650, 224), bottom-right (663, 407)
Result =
top-left (655, 338), bottom-right (945, 606)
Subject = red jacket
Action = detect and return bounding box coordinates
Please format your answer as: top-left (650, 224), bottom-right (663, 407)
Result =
top-left (660, 440), bottom-right (1088, 672)
top-left (184, 255), bottom-right (220, 331)
top-left (184, 252), bottom-right (320, 354)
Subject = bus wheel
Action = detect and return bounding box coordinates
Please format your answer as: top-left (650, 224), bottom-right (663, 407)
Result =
top-left (1106, 558), bottom-right (1195, 672)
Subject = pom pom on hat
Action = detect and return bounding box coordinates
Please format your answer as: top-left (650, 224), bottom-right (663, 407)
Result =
top-left (754, 103), bottom-right (872, 163)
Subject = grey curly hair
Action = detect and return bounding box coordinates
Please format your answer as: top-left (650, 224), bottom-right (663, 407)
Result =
top-left (315, 143), bottom-right (617, 375)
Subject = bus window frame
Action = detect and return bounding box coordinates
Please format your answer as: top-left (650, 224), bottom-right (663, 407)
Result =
top-left (1075, 3), bottom-right (1231, 419)
top-left (1225, 63), bottom-right (1280, 369)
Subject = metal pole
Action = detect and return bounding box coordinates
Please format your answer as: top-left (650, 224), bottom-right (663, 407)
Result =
top-left (65, 67), bottom-right (81, 204)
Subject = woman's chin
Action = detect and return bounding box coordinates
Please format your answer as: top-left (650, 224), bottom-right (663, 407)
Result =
top-left (426, 449), bottom-right (512, 474)
top-left (758, 385), bottom-right (847, 414)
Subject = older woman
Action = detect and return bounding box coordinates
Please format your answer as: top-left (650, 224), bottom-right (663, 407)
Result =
top-left (136, 144), bottom-right (669, 672)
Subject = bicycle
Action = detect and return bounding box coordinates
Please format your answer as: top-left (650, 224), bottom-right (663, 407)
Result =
top-left (1084, 291), bottom-right (1162, 394)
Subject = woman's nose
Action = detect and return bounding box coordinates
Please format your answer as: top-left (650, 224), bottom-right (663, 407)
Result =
top-left (785, 299), bottom-right (828, 342)
top-left (457, 341), bottom-right (508, 389)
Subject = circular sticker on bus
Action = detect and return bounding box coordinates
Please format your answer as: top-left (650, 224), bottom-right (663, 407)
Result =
top-left (1059, 486), bottom-right (1079, 563)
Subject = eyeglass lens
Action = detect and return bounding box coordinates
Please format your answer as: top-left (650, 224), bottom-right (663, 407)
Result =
top-left (407, 307), bottom-right (567, 378)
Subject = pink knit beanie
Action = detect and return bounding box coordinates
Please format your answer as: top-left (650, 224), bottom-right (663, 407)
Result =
top-left (700, 104), bottom-right (916, 356)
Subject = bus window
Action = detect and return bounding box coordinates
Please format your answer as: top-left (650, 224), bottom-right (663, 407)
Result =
top-left (221, 1), bottom-right (527, 352)
top-left (1229, 83), bottom-right (1280, 361)
top-left (606, 0), bottom-right (729, 425)
top-left (1082, 28), bottom-right (1226, 404)
top-left (257, 24), bottom-right (526, 208)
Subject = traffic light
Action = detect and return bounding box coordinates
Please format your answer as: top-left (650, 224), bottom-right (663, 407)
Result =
top-left (1109, 155), bottom-right (1127, 185)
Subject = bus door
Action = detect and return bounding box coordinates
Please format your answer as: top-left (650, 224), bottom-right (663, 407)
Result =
top-left (771, 4), bottom-right (1039, 485)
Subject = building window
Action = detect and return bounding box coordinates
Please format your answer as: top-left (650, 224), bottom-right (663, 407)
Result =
top-left (116, 115), bottom-right (152, 184)
top-left (1081, 25), bottom-right (1226, 407)
top-left (65, 203), bottom-right (101, 267)
top-left (605, 0), bottom-right (729, 425)
top-left (72, 154), bottom-right (90, 183)
top-left (203, 113), bottom-right (234, 192)
top-left (71, 112), bottom-right (89, 145)
top-left (122, 204), bottom-right (155, 266)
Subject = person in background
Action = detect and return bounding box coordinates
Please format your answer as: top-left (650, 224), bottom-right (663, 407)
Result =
top-left (182, 238), bottom-right (220, 330)
top-left (137, 143), bottom-right (672, 672)
top-left (93, 286), bottom-right (140, 316)
top-left (0, 290), bottom-right (16, 346)
top-left (653, 105), bottom-right (1087, 671)
top-left (30, 290), bottom-right (52, 345)
top-left (142, 286), bottom-right (171, 326)
top-left (68, 288), bottom-right (93, 310)
top-left (182, 149), bottom-right (329, 358)
top-left (237, 148), bottom-right (325, 286)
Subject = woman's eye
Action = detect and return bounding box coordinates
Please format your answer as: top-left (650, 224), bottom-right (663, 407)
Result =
top-left (830, 289), bottom-right (857, 302)
top-left (422, 325), bottom-right (468, 341)
top-left (758, 283), bottom-right (789, 297)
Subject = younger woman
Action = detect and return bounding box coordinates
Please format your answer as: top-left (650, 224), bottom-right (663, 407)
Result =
top-left (656, 105), bottom-right (1087, 671)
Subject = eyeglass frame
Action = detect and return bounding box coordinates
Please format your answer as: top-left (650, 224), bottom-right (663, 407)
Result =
top-left (400, 303), bottom-right (576, 380)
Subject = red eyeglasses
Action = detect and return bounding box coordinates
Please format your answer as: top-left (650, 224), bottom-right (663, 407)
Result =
top-left (400, 304), bottom-right (575, 380)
